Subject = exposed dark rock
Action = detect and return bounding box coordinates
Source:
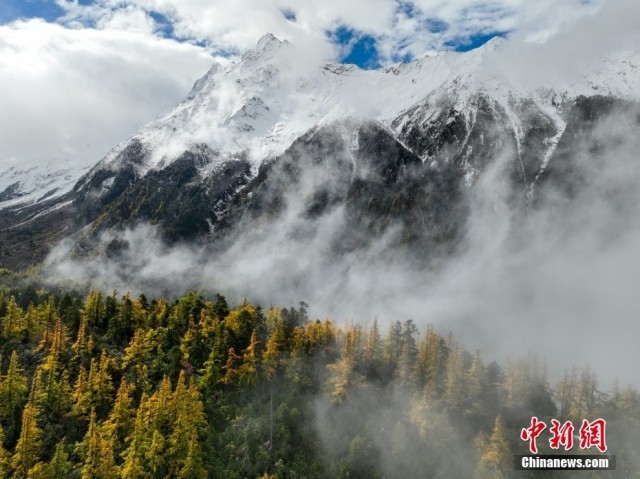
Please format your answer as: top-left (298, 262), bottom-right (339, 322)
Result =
top-left (0, 95), bottom-right (638, 272)
top-left (0, 182), bottom-right (24, 203)
top-left (536, 96), bottom-right (638, 200)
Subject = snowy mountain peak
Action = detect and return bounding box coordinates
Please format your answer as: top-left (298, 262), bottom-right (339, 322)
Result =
top-left (5, 33), bottom-right (639, 213)
top-left (256, 33), bottom-right (284, 50)
top-left (86, 35), bottom-right (640, 185)
top-left (187, 63), bottom-right (221, 100)
top-left (240, 33), bottom-right (291, 64)
top-left (476, 35), bottom-right (505, 52)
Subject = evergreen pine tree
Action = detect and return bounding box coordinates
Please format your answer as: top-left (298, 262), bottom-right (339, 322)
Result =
top-left (167, 375), bottom-right (206, 476)
top-left (76, 410), bottom-right (118, 479)
top-left (475, 415), bottom-right (512, 479)
top-left (0, 351), bottom-right (28, 423)
top-left (11, 402), bottom-right (43, 478)
top-left (1, 296), bottom-right (22, 338)
top-left (0, 426), bottom-right (10, 479)
top-left (27, 442), bottom-right (71, 479)
top-left (104, 378), bottom-right (135, 455)
top-left (120, 410), bottom-right (149, 479)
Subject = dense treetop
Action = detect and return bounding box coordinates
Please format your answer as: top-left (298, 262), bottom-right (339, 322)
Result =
top-left (0, 287), bottom-right (637, 478)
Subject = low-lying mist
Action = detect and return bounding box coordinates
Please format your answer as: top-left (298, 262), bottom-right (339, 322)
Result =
top-left (43, 104), bottom-right (640, 386)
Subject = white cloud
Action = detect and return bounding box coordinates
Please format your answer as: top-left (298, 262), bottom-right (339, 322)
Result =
top-left (95, 6), bottom-right (157, 34)
top-left (487, 0), bottom-right (640, 90)
top-left (0, 18), bottom-right (212, 195)
top-left (54, 0), bottom-right (604, 61)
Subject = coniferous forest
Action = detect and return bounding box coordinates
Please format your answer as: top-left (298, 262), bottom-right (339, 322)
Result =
top-left (0, 284), bottom-right (638, 478)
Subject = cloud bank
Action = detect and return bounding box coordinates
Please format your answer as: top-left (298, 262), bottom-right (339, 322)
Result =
top-left (0, 19), bottom-right (212, 194)
top-left (44, 101), bottom-right (640, 386)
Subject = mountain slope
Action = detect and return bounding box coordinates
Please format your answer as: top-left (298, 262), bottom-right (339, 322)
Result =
top-left (1, 34), bottom-right (639, 272)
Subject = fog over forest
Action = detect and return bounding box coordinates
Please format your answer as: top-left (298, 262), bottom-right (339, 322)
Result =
top-left (43, 102), bottom-right (640, 387)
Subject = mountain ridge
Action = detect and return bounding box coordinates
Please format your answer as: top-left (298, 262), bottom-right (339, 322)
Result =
top-left (0, 34), bottom-right (639, 272)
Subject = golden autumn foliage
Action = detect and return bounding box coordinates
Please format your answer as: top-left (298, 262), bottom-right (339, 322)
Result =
top-left (0, 288), bottom-right (636, 478)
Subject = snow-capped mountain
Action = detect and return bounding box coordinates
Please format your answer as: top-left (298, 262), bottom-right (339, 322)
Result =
top-left (75, 34), bottom-right (640, 180)
top-left (1, 34), bottom-right (638, 271)
top-left (0, 158), bottom-right (90, 210)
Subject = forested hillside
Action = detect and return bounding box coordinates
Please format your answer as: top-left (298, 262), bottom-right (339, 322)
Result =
top-left (0, 286), bottom-right (637, 478)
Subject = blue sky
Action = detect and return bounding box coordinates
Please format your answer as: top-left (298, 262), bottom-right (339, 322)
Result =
top-left (0, 0), bottom-right (65, 24)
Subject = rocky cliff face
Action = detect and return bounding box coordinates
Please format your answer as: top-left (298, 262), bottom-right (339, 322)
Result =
top-left (0, 35), bottom-right (638, 272)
